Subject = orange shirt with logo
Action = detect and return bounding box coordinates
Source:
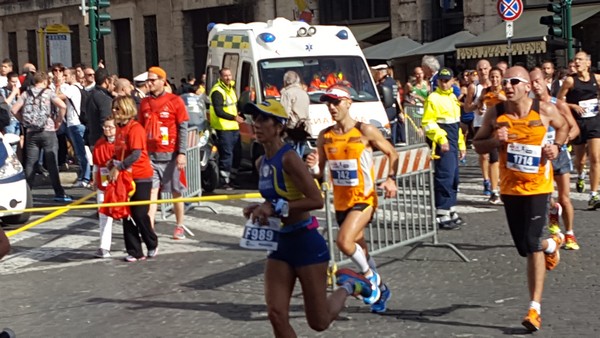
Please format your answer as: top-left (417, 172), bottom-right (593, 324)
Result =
top-left (323, 123), bottom-right (377, 211)
top-left (114, 120), bottom-right (153, 180)
top-left (497, 101), bottom-right (553, 196)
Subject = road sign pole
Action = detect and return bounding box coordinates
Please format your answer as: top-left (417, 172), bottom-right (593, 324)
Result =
top-left (506, 21), bottom-right (513, 66)
top-left (565, 0), bottom-right (573, 60)
top-left (88, 0), bottom-right (98, 68)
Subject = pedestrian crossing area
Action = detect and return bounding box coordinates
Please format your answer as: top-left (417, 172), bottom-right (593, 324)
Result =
top-left (1, 176), bottom-right (592, 275)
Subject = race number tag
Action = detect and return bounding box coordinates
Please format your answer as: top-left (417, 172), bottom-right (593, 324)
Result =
top-left (329, 159), bottom-right (359, 186)
top-left (507, 143), bottom-right (542, 173)
top-left (160, 126), bottom-right (169, 145)
top-left (240, 217), bottom-right (280, 251)
top-left (99, 167), bottom-right (110, 187)
top-left (579, 98), bottom-right (599, 118)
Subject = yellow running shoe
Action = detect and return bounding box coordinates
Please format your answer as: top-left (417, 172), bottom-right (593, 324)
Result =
top-left (564, 234), bottom-right (580, 250)
top-left (548, 202), bottom-right (562, 235)
top-left (545, 234), bottom-right (563, 271)
top-left (522, 308), bottom-right (541, 332)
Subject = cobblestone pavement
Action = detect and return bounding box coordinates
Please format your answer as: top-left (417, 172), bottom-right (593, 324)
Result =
top-left (1, 160), bottom-right (599, 337)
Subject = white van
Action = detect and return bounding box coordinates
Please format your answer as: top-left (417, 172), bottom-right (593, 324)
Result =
top-left (205, 17), bottom-right (391, 168)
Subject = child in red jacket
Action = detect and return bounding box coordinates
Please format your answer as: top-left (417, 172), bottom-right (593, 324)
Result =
top-left (92, 117), bottom-right (116, 258)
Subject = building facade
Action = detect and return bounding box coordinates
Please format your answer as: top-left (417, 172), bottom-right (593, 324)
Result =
top-left (0, 0), bottom-right (598, 80)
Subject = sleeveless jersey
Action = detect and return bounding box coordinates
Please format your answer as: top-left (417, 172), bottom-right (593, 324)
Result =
top-left (323, 123), bottom-right (377, 211)
top-left (565, 75), bottom-right (599, 120)
top-left (496, 100), bottom-right (554, 196)
top-left (258, 143), bottom-right (304, 203)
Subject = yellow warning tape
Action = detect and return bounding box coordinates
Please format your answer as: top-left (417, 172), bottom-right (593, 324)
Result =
top-left (6, 191), bottom-right (97, 237)
top-left (5, 192), bottom-right (262, 238)
top-left (5, 192), bottom-right (263, 215)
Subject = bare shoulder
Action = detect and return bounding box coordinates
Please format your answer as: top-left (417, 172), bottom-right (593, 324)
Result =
top-left (539, 101), bottom-right (559, 116)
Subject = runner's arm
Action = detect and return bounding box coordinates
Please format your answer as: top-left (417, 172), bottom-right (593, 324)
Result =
top-left (472, 106), bottom-right (501, 154)
top-left (555, 100), bottom-right (579, 141)
top-left (282, 151), bottom-right (324, 214)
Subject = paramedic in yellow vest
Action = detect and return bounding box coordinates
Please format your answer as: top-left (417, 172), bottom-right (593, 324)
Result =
top-left (210, 68), bottom-right (244, 190)
top-left (421, 67), bottom-right (467, 231)
top-left (306, 85), bottom-right (398, 313)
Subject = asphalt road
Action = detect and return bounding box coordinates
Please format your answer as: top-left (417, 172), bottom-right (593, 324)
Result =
top-left (2, 159), bottom-right (600, 337)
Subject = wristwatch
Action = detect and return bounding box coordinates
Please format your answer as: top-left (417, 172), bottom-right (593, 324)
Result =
top-left (274, 199), bottom-right (289, 218)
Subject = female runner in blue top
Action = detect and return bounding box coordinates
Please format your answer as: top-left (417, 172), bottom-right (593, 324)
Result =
top-left (243, 99), bottom-right (373, 337)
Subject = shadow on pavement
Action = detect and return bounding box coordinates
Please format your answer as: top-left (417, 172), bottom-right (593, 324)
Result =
top-left (181, 259), bottom-right (266, 290)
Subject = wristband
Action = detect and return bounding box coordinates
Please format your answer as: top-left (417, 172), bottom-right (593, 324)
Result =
top-left (273, 199), bottom-right (289, 218)
top-left (309, 164), bottom-right (320, 175)
top-left (387, 174), bottom-right (397, 181)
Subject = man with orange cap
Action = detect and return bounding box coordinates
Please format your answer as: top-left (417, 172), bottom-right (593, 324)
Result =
top-left (138, 66), bottom-right (190, 240)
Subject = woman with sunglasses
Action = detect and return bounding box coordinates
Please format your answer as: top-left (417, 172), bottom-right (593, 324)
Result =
top-left (242, 99), bottom-right (372, 337)
top-left (109, 96), bottom-right (158, 262)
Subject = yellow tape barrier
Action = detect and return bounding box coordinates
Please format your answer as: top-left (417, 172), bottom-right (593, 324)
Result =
top-left (6, 191), bottom-right (97, 237)
top-left (5, 192), bottom-right (262, 238)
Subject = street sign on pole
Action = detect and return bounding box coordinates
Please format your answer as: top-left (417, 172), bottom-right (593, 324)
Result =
top-left (497, 0), bottom-right (523, 22)
top-left (498, 0), bottom-right (523, 66)
top-left (506, 21), bottom-right (513, 39)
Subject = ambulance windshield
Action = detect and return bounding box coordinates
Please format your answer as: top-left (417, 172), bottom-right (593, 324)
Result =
top-left (258, 56), bottom-right (378, 103)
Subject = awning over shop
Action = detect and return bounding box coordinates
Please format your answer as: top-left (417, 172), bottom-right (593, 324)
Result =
top-left (456, 4), bottom-right (600, 59)
top-left (363, 36), bottom-right (422, 60)
top-left (348, 22), bottom-right (390, 41)
top-left (396, 31), bottom-right (475, 59)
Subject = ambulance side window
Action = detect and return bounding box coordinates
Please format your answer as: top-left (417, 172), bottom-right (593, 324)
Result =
top-left (206, 66), bottom-right (220, 91)
top-left (223, 53), bottom-right (240, 88)
top-left (239, 61), bottom-right (256, 109)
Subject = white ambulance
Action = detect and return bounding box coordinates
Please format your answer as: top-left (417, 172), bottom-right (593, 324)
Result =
top-left (205, 17), bottom-right (391, 168)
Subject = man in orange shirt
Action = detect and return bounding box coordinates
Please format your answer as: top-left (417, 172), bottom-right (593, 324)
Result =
top-left (138, 67), bottom-right (190, 240)
top-left (473, 66), bottom-right (568, 332)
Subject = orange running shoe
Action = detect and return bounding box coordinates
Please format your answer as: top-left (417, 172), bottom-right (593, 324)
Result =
top-left (564, 234), bottom-right (580, 250)
top-left (522, 308), bottom-right (541, 332)
top-left (545, 234), bottom-right (563, 271)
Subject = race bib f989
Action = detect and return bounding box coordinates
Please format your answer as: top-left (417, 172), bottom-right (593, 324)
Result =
top-left (240, 217), bottom-right (280, 251)
top-left (329, 159), bottom-right (359, 186)
top-left (507, 143), bottom-right (542, 173)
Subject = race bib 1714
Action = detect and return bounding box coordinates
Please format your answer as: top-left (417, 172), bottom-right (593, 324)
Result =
top-left (507, 143), bottom-right (542, 174)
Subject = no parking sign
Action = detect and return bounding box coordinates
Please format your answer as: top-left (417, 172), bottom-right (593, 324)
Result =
top-left (497, 0), bottom-right (523, 22)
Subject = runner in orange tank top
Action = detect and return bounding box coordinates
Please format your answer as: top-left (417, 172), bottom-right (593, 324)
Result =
top-left (306, 85), bottom-right (399, 313)
top-left (473, 66), bottom-right (569, 332)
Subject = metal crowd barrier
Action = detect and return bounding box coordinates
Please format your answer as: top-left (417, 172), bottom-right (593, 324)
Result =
top-left (322, 144), bottom-right (468, 274)
top-left (160, 127), bottom-right (208, 219)
top-left (403, 104), bottom-right (426, 146)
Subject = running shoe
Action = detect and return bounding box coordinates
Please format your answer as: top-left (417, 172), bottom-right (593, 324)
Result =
top-left (576, 178), bottom-right (585, 193)
top-left (94, 248), bottom-right (111, 259)
top-left (488, 192), bottom-right (502, 205)
top-left (53, 194), bottom-right (73, 203)
top-left (522, 308), bottom-right (541, 332)
top-left (363, 271), bottom-right (382, 305)
top-left (370, 284), bottom-right (391, 313)
top-left (147, 246), bottom-right (159, 258)
top-left (124, 255), bottom-right (146, 262)
top-left (483, 180), bottom-right (492, 196)
top-left (545, 234), bottom-right (563, 271)
top-left (548, 202), bottom-right (562, 235)
top-left (564, 234), bottom-right (580, 250)
top-left (71, 180), bottom-right (91, 189)
top-left (587, 194), bottom-right (600, 210)
top-left (335, 268), bottom-right (373, 299)
top-left (173, 226), bottom-right (186, 240)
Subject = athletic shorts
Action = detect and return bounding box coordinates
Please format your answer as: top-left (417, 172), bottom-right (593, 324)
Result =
top-left (552, 148), bottom-right (572, 176)
top-left (151, 159), bottom-right (186, 193)
top-left (268, 227), bottom-right (330, 267)
top-left (501, 194), bottom-right (550, 257)
top-left (335, 203), bottom-right (373, 226)
top-left (572, 117), bottom-right (600, 145)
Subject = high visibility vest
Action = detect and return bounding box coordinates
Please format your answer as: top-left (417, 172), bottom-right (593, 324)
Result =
top-left (209, 80), bottom-right (239, 131)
